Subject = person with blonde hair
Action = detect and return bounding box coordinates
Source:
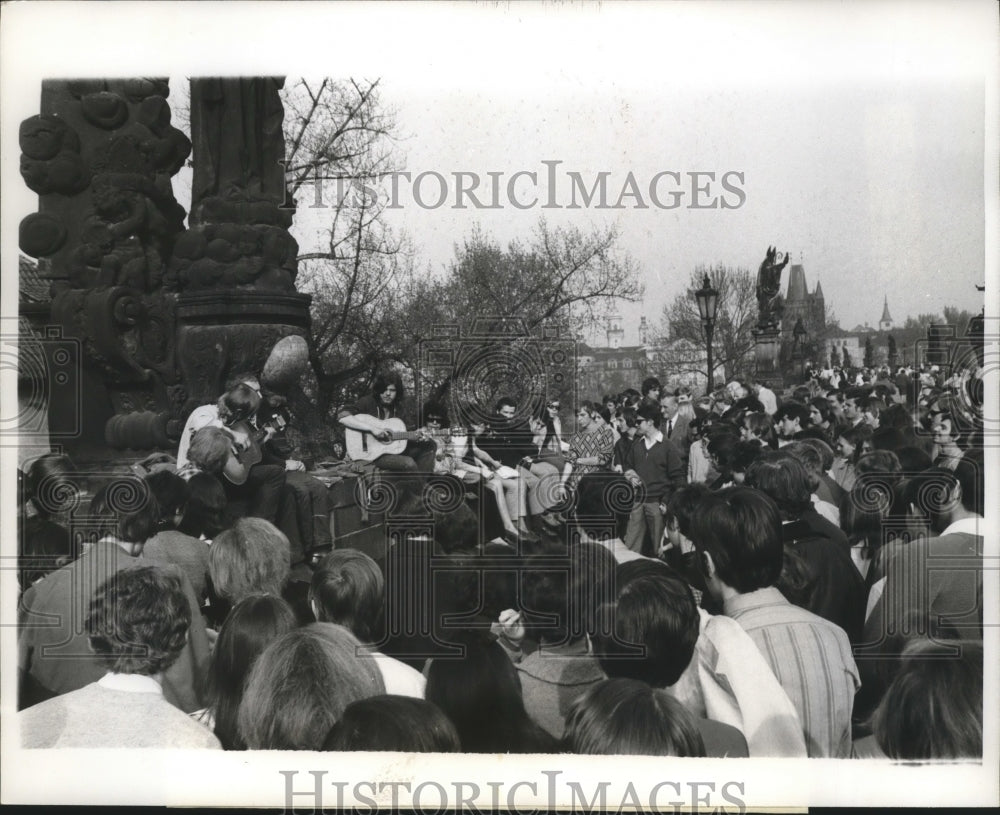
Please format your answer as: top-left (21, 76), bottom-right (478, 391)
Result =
top-left (563, 678), bottom-right (706, 757)
top-left (237, 624), bottom-right (384, 750)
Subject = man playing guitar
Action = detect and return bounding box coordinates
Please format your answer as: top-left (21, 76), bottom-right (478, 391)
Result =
top-left (337, 372), bottom-right (436, 498)
top-left (176, 378), bottom-right (288, 528)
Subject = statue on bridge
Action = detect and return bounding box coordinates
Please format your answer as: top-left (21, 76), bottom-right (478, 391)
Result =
top-left (755, 246), bottom-right (789, 331)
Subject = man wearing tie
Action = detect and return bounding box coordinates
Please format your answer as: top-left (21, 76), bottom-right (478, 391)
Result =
top-left (659, 393), bottom-right (692, 468)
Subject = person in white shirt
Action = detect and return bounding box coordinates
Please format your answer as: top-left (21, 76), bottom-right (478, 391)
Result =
top-left (309, 549), bottom-right (425, 698)
top-left (19, 565), bottom-right (221, 749)
top-left (749, 378), bottom-right (778, 416)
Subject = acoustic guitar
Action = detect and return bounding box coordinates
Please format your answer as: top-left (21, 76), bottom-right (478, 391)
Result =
top-left (222, 415), bottom-right (286, 485)
top-left (344, 417), bottom-right (452, 462)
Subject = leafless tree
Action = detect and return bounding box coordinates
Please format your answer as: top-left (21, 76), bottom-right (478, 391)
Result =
top-left (660, 265), bottom-right (758, 383)
top-left (280, 78), bottom-right (414, 418)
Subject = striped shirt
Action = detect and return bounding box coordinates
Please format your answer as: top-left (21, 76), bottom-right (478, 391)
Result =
top-left (724, 587), bottom-right (859, 757)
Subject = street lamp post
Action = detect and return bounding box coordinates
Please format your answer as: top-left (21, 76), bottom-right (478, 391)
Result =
top-left (695, 274), bottom-right (719, 394)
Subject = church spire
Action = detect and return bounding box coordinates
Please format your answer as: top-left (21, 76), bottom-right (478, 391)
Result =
top-left (879, 295), bottom-right (893, 331)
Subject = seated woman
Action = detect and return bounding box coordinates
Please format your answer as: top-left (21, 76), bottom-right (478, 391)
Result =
top-left (324, 695), bottom-right (461, 752)
top-left (198, 594), bottom-right (298, 749)
top-left (467, 418), bottom-right (533, 542)
top-left (523, 400), bottom-right (572, 518)
top-left (561, 402), bottom-right (615, 494)
top-left (563, 678), bottom-right (706, 757)
top-left (424, 630), bottom-right (557, 753)
top-left (237, 624), bottom-right (385, 750)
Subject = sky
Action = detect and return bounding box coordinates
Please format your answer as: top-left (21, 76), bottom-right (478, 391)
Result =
top-left (3, 3), bottom-right (995, 349)
top-left (373, 78), bottom-right (986, 342)
top-left (1, 2), bottom-right (998, 808)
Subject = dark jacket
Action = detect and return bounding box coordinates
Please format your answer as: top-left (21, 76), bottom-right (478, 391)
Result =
top-left (779, 516), bottom-right (866, 644)
top-left (622, 435), bottom-right (686, 503)
top-left (478, 418), bottom-right (536, 468)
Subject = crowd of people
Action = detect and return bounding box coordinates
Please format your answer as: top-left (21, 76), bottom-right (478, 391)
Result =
top-left (15, 359), bottom-right (985, 759)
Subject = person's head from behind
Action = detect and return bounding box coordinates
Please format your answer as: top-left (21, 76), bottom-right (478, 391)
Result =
top-left (88, 477), bottom-right (160, 554)
top-left (430, 503), bottom-right (480, 554)
top-left (520, 556), bottom-right (578, 646)
top-left (904, 463), bottom-right (980, 534)
top-left (839, 479), bottom-right (893, 551)
top-left (689, 487), bottom-right (784, 599)
top-left (86, 565), bottom-right (190, 677)
top-left (592, 572), bottom-right (699, 688)
top-left (663, 483), bottom-right (712, 550)
top-left (25, 453), bottom-right (79, 518)
top-left (424, 631), bottom-right (544, 753)
top-left (237, 624), bottom-right (385, 750)
top-left (563, 678), bottom-right (705, 756)
top-left (871, 427), bottom-right (906, 455)
top-left (706, 432), bottom-right (739, 478)
top-left (902, 467), bottom-right (963, 534)
top-left (781, 442), bottom-right (825, 495)
top-left (310, 549), bottom-right (384, 644)
top-left (895, 445), bottom-right (933, 473)
top-left (144, 470), bottom-right (190, 530)
top-left (730, 440), bottom-right (765, 484)
top-left (187, 426), bottom-right (235, 476)
top-left (743, 452), bottom-right (812, 521)
top-left (798, 437), bottom-right (836, 474)
top-left (324, 695), bottom-right (461, 752)
top-left (871, 638), bottom-right (982, 760)
top-left (177, 472), bottom-right (228, 539)
top-left (209, 517), bottom-right (290, 604)
top-left (219, 383), bottom-right (262, 426)
top-left (208, 594), bottom-right (298, 749)
top-left (855, 450), bottom-right (902, 481)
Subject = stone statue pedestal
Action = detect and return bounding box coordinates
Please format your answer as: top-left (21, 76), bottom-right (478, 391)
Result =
top-left (752, 326), bottom-right (783, 387)
top-left (176, 290), bottom-right (311, 414)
